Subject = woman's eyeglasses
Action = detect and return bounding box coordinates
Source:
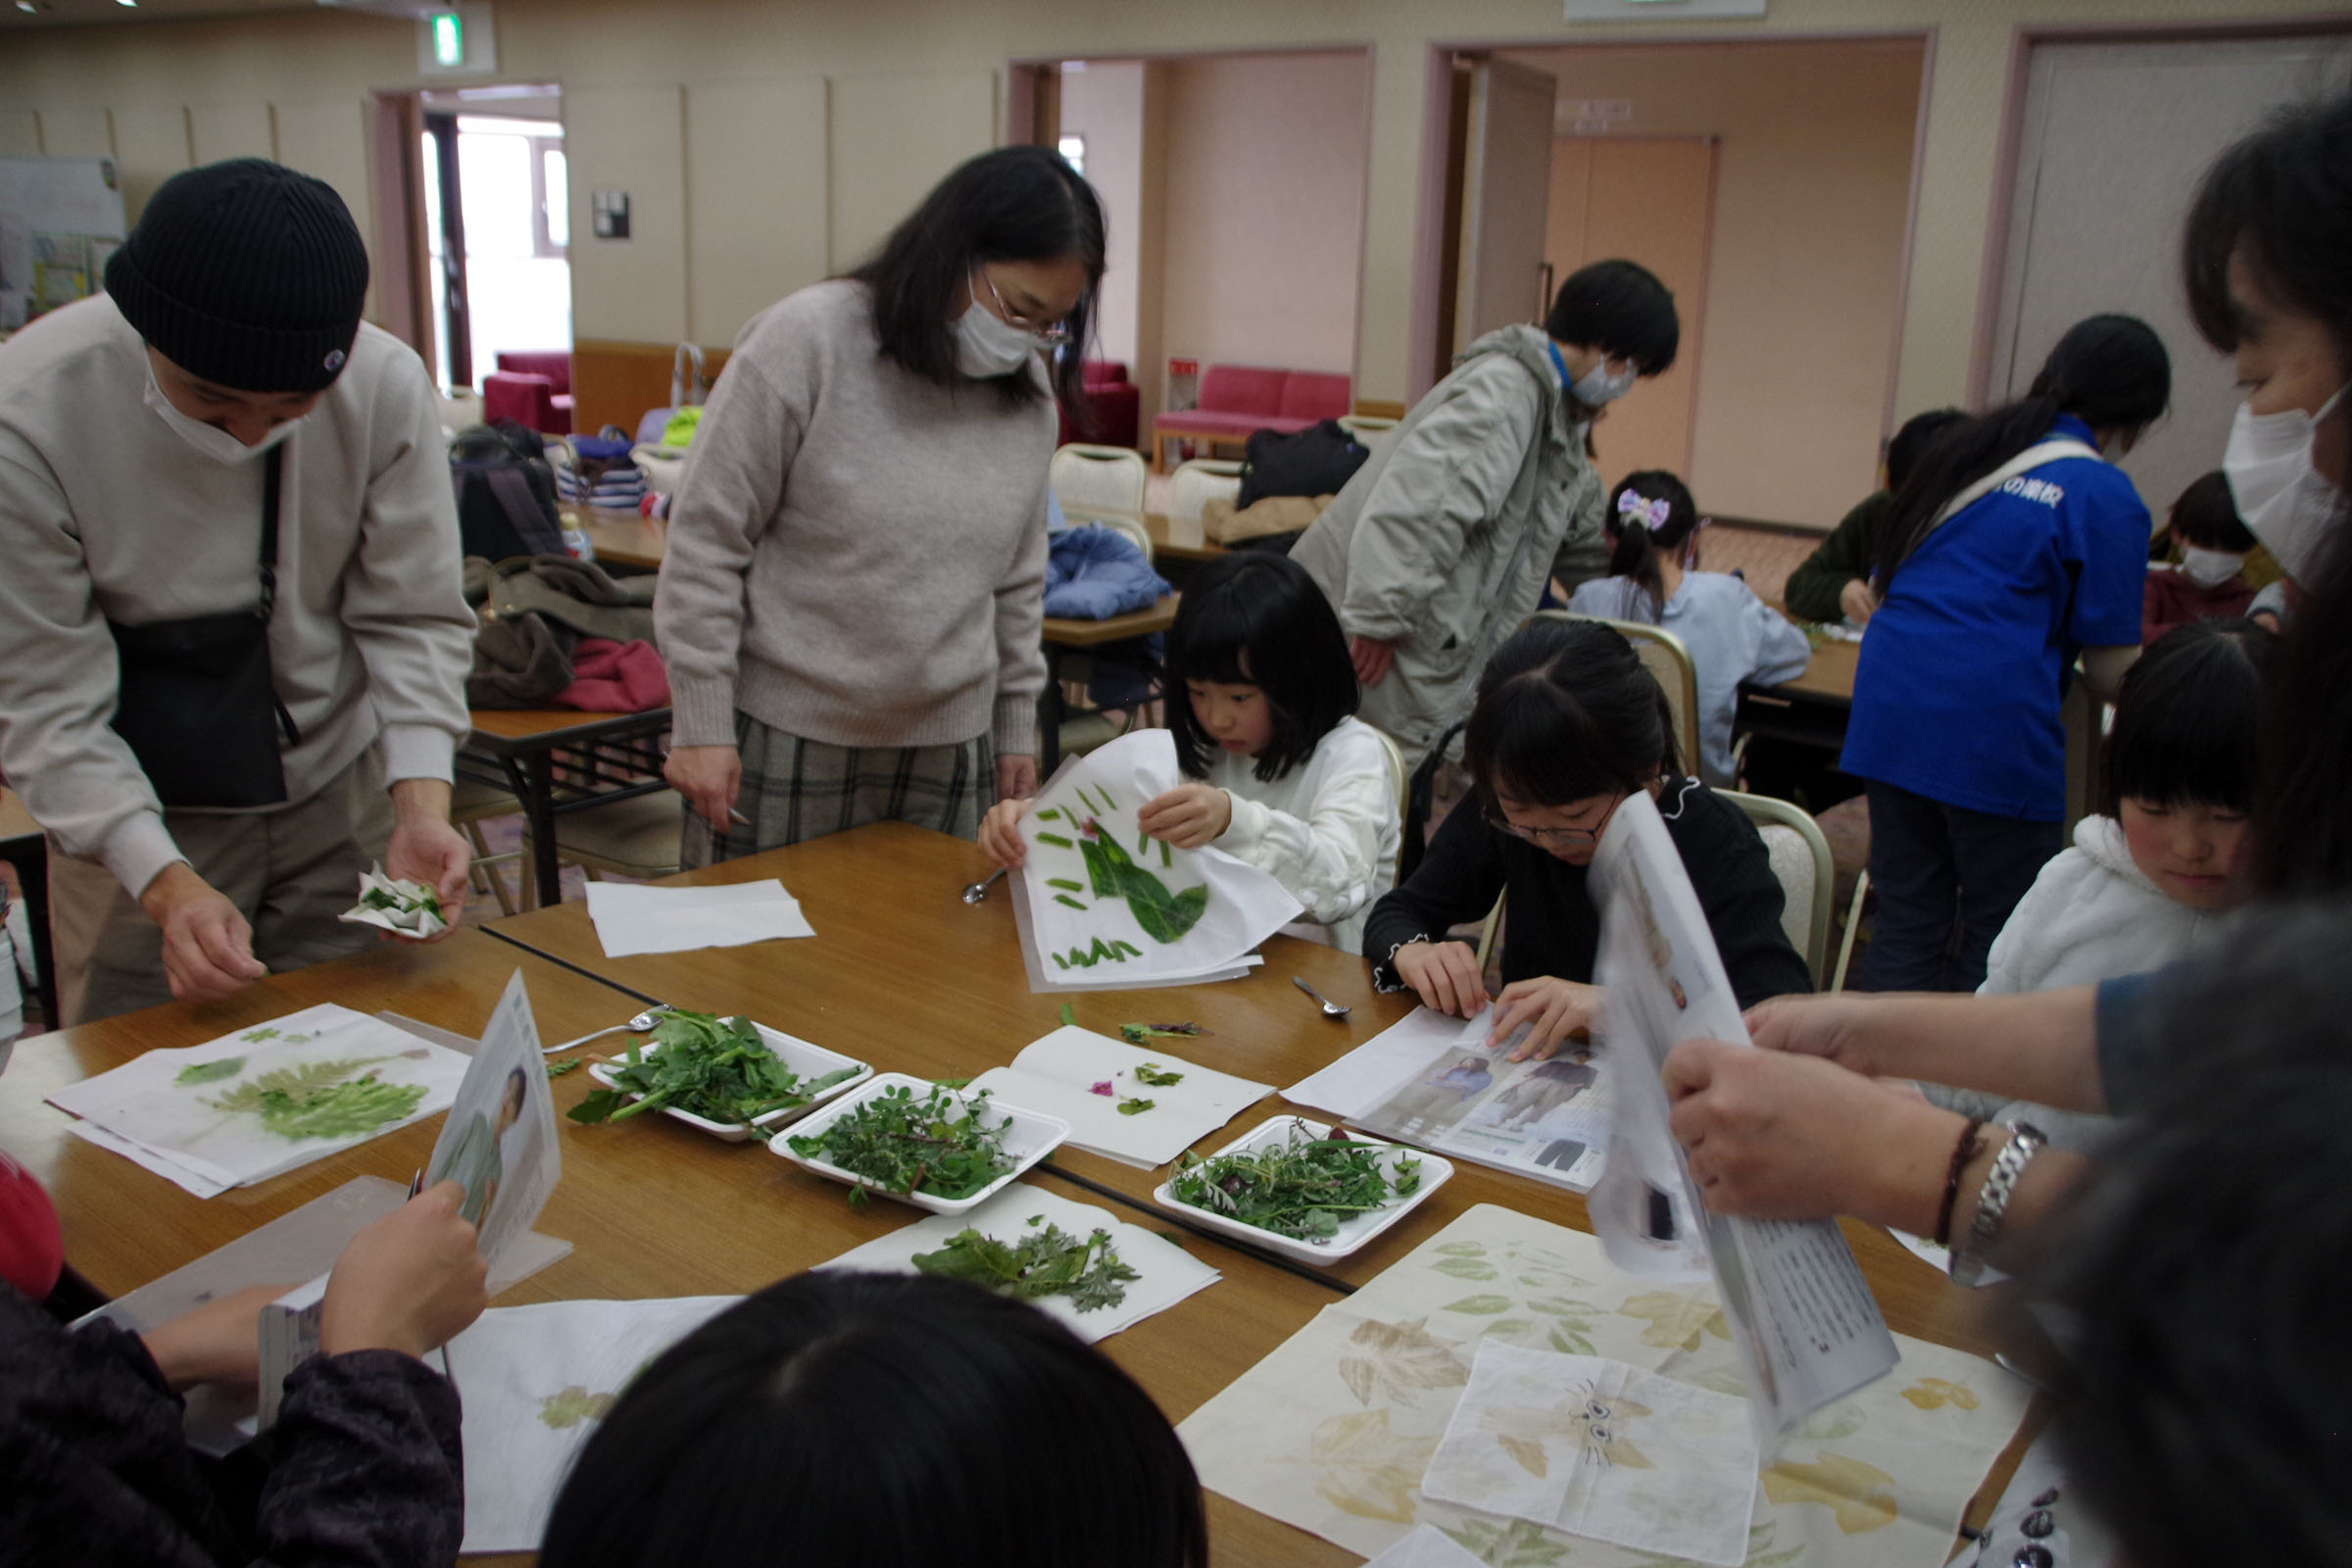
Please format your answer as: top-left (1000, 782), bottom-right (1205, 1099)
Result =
top-left (976, 267), bottom-right (1073, 346)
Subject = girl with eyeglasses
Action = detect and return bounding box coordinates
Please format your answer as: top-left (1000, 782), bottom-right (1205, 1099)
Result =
top-left (1362, 619), bottom-right (1811, 1061)
top-left (657, 146), bottom-right (1103, 860)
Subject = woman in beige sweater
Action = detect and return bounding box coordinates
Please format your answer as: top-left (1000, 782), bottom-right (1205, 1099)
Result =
top-left (657, 147), bottom-right (1104, 860)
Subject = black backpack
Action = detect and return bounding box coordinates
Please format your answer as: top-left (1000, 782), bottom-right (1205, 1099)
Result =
top-left (1238, 418), bottom-right (1369, 509)
top-left (451, 421), bottom-right (567, 563)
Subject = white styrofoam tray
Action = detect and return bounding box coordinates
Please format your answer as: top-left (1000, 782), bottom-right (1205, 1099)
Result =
top-left (768, 1072), bottom-right (1069, 1214)
top-left (1152, 1114), bottom-right (1452, 1265)
top-left (586, 1023), bottom-right (870, 1143)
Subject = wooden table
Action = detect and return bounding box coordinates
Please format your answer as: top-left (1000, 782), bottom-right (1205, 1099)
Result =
top-left (461, 709), bottom-right (673, 908)
top-left (1145, 510), bottom-right (1226, 563)
top-left (0, 786), bottom-right (54, 1030)
top-left (1039, 592), bottom-right (1180, 772)
top-left (564, 505), bottom-right (666, 572)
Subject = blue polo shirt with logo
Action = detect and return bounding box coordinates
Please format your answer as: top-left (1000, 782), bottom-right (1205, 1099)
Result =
top-left (1840, 415), bottom-right (2147, 821)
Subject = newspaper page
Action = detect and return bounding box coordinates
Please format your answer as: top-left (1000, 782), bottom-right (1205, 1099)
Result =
top-left (1287, 1006), bottom-right (1613, 1194)
top-left (1589, 789), bottom-right (1897, 1448)
top-left (423, 968), bottom-right (564, 1273)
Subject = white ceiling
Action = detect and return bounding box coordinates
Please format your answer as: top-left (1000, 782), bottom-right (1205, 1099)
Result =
top-left (1, 0), bottom-right (387, 30)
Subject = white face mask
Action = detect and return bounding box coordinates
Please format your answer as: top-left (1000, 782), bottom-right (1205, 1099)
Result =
top-left (1569, 356), bottom-right (1639, 407)
top-left (144, 371), bottom-right (302, 464)
top-left (953, 302), bottom-right (1046, 380)
top-left (2178, 546), bottom-right (2246, 588)
top-left (2223, 384), bottom-right (2347, 580)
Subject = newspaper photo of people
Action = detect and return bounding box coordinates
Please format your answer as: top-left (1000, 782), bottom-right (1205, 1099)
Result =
top-left (1353, 1020), bottom-right (1612, 1193)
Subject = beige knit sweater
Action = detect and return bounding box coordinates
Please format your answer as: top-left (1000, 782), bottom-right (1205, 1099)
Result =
top-left (655, 280), bottom-right (1054, 759)
top-left (0, 296), bottom-right (473, 898)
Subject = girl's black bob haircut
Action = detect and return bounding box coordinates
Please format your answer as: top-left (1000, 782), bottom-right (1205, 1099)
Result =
top-left (538, 1271), bottom-right (1209, 1568)
top-left (1544, 259), bottom-right (1680, 376)
top-left (1166, 551), bottom-right (1357, 784)
top-left (851, 144), bottom-right (1106, 412)
top-left (2103, 617), bottom-right (2277, 818)
top-left (1464, 618), bottom-right (1679, 812)
top-left (2168, 471), bottom-right (2257, 554)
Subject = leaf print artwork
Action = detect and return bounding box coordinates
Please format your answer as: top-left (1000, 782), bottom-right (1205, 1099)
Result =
top-left (204, 1054), bottom-right (431, 1142)
top-left (1286, 1407), bottom-right (1438, 1524)
top-left (1072, 822), bottom-right (1210, 944)
top-left (1898, 1376), bottom-right (1981, 1411)
top-left (1761, 1451), bottom-right (1901, 1533)
top-left (1337, 1316), bottom-right (1468, 1407)
top-left (536, 1385), bottom-right (617, 1430)
top-left (1617, 1290), bottom-right (1731, 1351)
top-left (1483, 1392), bottom-right (1656, 1477)
top-left (173, 1057), bottom-right (246, 1086)
top-left (1437, 1515), bottom-right (1572, 1568)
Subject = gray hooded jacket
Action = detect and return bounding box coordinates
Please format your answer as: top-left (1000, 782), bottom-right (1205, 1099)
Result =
top-left (1291, 324), bottom-right (1607, 768)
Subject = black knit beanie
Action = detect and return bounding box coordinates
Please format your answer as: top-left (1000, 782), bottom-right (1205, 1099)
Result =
top-left (106, 158), bottom-right (369, 394)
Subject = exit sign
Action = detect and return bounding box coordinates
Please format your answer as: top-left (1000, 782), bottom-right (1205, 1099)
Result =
top-left (416, 2), bottom-right (497, 76)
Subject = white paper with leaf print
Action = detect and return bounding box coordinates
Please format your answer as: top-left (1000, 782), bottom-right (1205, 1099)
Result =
top-left (965, 1025), bottom-right (1271, 1167)
top-left (1014, 729), bottom-right (1301, 991)
top-left (1423, 1345), bottom-right (1759, 1567)
top-left (45, 1004), bottom-right (471, 1193)
top-left (1177, 1202), bottom-right (2033, 1568)
top-left (448, 1294), bottom-right (742, 1553)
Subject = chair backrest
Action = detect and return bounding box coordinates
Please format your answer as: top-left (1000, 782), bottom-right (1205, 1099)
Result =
top-left (1197, 365), bottom-right (1290, 416)
top-left (1278, 370), bottom-right (1352, 421)
top-left (1051, 443), bottom-right (1150, 518)
top-left (1081, 360), bottom-right (1131, 387)
top-left (481, 371), bottom-right (560, 433)
top-left (1528, 611), bottom-right (1703, 781)
top-left (1060, 509), bottom-right (1154, 564)
top-left (2061, 672), bottom-right (2106, 839)
top-left (495, 350), bottom-right (571, 396)
top-left (1366, 724), bottom-right (1409, 835)
top-left (1716, 788), bottom-right (1836, 987)
top-left (1167, 458), bottom-right (1245, 523)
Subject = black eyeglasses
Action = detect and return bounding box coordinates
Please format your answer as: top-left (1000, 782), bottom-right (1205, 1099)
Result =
top-left (1483, 793), bottom-right (1627, 850)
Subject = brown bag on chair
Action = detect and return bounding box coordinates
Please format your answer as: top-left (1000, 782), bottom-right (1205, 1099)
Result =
top-left (1201, 493), bottom-right (1335, 545)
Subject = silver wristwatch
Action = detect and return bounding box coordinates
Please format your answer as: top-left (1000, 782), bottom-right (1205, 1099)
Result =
top-left (1949, 1122), bottom-right (2047, 1288)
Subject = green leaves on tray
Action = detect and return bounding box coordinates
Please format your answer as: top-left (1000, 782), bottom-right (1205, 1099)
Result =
top-left (1169, 1124), bottom-right (1422, 1242)
top-left (568, 1010), bottom-right (858, 1130)
top-left (910, 1215), bottom-right (1139, 1313)
top-left (785, 1082), bottom-right (1016, 1209)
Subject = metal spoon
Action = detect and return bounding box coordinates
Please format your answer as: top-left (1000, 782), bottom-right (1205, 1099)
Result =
top-left (543, 1003), bottom-right (674, 1054)
top-left (960, 866), bottom-right (1008, 905)
top-left (1293, 977), bottom-right (1351, 1019)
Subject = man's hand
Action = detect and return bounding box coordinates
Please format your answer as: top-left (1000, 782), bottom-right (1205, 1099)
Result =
top-left (1137, 783), bottom-right (1232, 850)
top-left (319, 1180), bottom-right (489, 1361)
top-left (664, 744), bottom-right (742, 832)
top-left (1487, 976), bottom-right (1601, 1060)
top-left (1838, 577), bottom-right (1879, 626)
top-left (996, 753), bottom-right (1038, 803)
top-left (138, 862), bottom-right (267, 1004)
top-left (1349, 635), bottom-right (1397, 688)
top-left (1393, 940), bottom-right (1488, 1018)
top-left (386, 778), bottom-right (466, 936)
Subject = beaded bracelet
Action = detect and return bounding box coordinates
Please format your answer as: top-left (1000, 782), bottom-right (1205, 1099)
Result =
top-left (1933, 1117), bottom-right (1985, 1250)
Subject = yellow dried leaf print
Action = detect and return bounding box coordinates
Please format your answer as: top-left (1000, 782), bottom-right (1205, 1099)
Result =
top-left (1290, 1407), bottom-right (1438, 1524)
top-left (1338, 1316), bottom-right (1468, 1407)
top-left (536, 1385), bottom-right (617, 1430)
top-left (1898, 1377), bottom-right (1981, 1411)
top-left (1499, 1433), bottom-right (1549, 1478)
top-left (1484, 1395), bottom-right (1655, 1475)
top-left (1762, 1452), bottom-right (1900, 1534)
top-left (1617, 1290), bottom-right (1729, 1350)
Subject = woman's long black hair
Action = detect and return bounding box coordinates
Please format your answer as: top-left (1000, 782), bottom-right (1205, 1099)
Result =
top-left (1873, 314), bottom-right (2172, 589)
top-left (851, 144), bottom-right (1105, 411)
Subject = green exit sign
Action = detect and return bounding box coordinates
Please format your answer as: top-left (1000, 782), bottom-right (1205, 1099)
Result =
top-left (431, 12), bottom-right (463, 67)
top-left (417, 3), bottom-right (496, 76)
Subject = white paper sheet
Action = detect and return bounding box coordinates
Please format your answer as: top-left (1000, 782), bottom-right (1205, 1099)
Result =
top-left (817, 1182), bottom-right (1221, 1342)
top-left (965, 1026), bottom-right (1270, 1167)
top-left (448, 1295), bottom-right (742, 1553)
top-left (1012, 730), bottom-right (1301, 991)
top-left (46, 1004), bottom-right (470, 1193)
top-left (1361, 1525), bottom-right (1494, 1568)
top-left (1423, 1345), bottom-right (1759, 1567)
top-left (584, 878), bottom-right (814, 956)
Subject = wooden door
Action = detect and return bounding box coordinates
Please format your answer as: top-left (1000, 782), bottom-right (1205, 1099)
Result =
top-left (1454, 58), bottom-right (1558, 347)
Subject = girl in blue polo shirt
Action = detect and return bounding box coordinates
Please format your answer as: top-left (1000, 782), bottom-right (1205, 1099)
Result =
top-left (1842, 314), bottom-right (2169, 992)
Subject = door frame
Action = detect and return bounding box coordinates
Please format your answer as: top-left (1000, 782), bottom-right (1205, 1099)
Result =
top-left (1967, 13), bottom-right (2352, 411)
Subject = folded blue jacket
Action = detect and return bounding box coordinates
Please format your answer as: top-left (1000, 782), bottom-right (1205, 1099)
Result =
top-left (1044, 523), bottom-right (1171, 619)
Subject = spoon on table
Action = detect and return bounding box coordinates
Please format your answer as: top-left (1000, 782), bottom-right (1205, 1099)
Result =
top-left (543, 1003), bottom-right (675, 1054)
top-left (961, 866), bottom-right (1008, 905)
top-left (1293, 977), bottom-right (1351, 1019)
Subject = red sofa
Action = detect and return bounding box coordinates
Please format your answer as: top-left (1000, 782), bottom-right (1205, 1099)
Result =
top-left (1150, 364), bottom-right (1350, 471)
top-left (1057, 359), bottom-right (1140, 450)
top-left (482, 350), bottom-right (575, 435)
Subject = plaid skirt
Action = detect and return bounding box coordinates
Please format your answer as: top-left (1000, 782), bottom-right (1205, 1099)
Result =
top-left (681, 714), bottom-right (995, 868)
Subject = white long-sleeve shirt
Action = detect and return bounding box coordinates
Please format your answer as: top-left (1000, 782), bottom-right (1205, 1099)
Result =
top-left (1567, 571), bottom-right (1812, 786)
top-left (0, 296), bottom-right (473, 897)
top-left (1199, 715), bottom-right (1400, 951)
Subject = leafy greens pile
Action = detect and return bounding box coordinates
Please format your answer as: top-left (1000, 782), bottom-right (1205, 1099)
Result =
top-left (910, 1215), bottom-right (1139, 1312)
top-left (568, 1011), bottom-right (858, 1129)
top-left (1169, 1123), bottom-right (1420, 1242)
top-left (785, 1082), bottom-right (1015, 1207)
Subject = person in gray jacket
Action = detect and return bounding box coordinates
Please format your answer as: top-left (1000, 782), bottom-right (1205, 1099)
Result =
top-left (1290, 261), bottom-right (1679, 770)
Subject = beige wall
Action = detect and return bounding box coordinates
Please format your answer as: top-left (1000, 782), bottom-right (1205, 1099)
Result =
top-left (1511, 40), bottom-right (1924, 526)
top-left (0, 0), bottom-right (2313, 428)
top-left (1058, 60), bottom-right (1147, 370)
top-left (1157, 50), bottom-right (1371, 382)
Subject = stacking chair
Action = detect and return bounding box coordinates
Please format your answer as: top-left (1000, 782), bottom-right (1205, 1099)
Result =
top-left (1050, 443), bottom-right (1149, 519)
top-left (1167, 458), bottom-right (1245, 525)
top-left (1529, 610), bottom-right (1702, 784)
top-left (1717, 789), bottom-right (1837, 987)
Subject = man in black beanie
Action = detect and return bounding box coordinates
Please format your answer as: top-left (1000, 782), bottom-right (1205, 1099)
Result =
top-left (0, 158), bottom-right (476, 1023)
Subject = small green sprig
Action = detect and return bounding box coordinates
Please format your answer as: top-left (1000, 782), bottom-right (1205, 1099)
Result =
top-left (1169, 1124), bottom-right (1421, 1242)
top-left (1118, 1022), bottom-right (1204, 1045)
top-left (910, 1215), bottom-right (1139, 1312)
top-left (1116, 1097), bottom-right (1155, 1116)
top-left (1132, 1062), bottom-right (1185, 1086)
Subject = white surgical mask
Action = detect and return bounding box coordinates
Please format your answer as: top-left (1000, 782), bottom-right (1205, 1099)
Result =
top-left (144, 372), bottom-right (301, 464)
top-left (2223, 384), bottom-right (2347, 580)
top-left (954, 302), bottom-right (1046, 379)
top-left (1570, 356), bottom-right (1639, 407)
top-left (2178, 546), bottom-right (2246, 588)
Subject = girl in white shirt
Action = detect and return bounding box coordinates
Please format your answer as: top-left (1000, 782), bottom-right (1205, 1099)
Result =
top-left (982, 552), bottom-right (1399, 948)
top-left (1566, 471), bottom-right (1811, 786)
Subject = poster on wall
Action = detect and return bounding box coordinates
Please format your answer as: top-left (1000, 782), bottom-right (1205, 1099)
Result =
top-left (0, 156), bottom-right (127, 332)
